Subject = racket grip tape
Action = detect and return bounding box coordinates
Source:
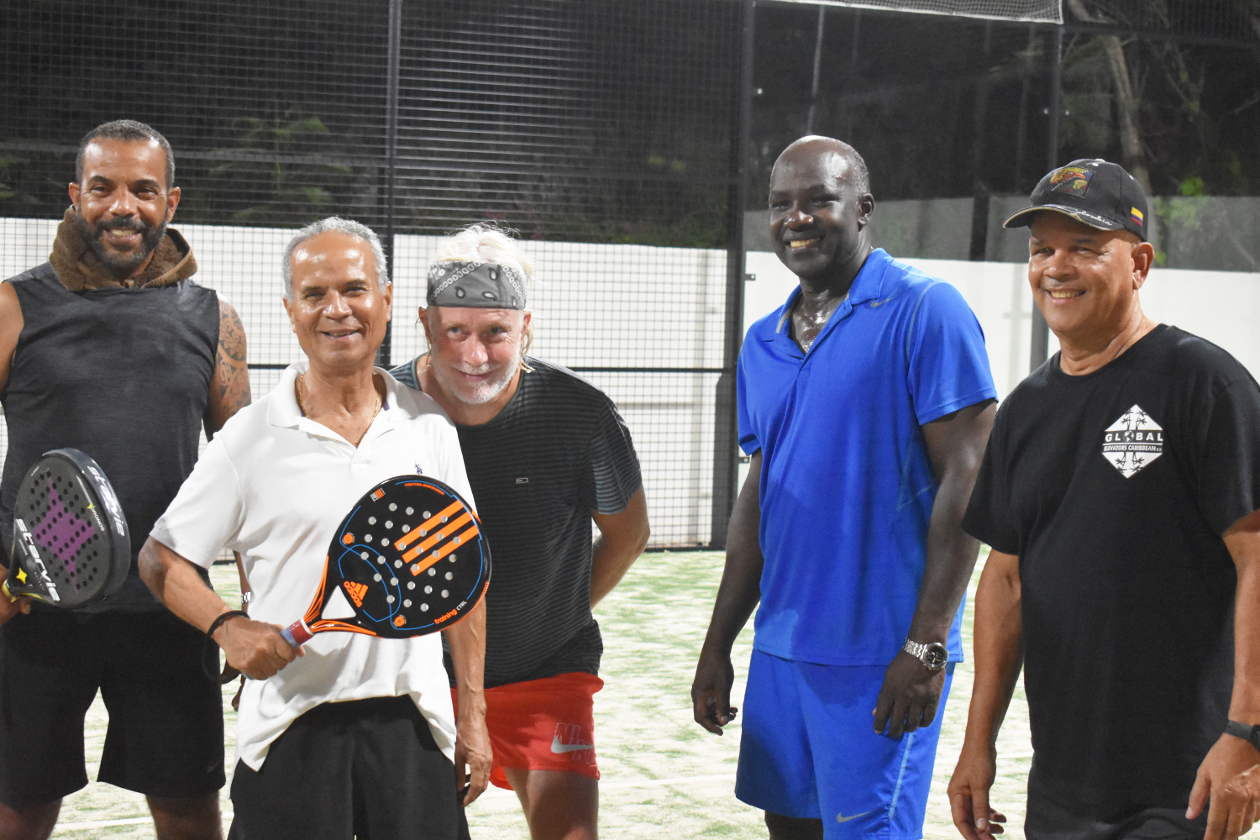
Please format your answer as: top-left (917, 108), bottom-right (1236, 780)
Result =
top-left (281, 620), bottom-right (312, 647)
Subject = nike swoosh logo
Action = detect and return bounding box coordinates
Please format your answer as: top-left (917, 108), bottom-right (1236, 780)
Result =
top-left (835, 809), bottom-right (876, 824)
top-left (550, 735), bottom-right (594, 754)
top-left (869, 298), bottom-right (890, 308)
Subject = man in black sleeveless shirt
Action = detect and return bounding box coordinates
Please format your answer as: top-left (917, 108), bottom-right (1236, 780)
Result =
top-left (948, 160), bottom-right (1260, 840)
top-left (390, 225), bottom-right (649, 840)
top-left (0, 121), bottom-right (250, 840)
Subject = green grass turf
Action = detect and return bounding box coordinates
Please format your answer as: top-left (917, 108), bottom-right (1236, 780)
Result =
top-left (58, 549), bottom-right (1033, 838)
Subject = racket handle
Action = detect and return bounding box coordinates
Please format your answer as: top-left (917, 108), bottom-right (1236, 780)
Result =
top-left (281, 620), bottom-right (312, 647)
top-left (1, 579), bottom-right (15, 604)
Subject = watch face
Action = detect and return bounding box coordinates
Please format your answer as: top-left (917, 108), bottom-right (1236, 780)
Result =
top-left (924, 643), bottom-right (949, 670)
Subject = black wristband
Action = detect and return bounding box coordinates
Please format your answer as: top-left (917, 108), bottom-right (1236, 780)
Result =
top-left (206, 609), bottom-right (249, 639)
top-left (1225, 720), bottom-right (1260, 750)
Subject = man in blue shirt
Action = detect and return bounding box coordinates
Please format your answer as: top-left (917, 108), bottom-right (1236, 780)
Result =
top-left (692, 135), bottom-right (997, 839)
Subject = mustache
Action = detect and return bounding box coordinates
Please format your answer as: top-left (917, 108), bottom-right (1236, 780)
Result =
top-left (454, 364), bottom-right (497, 375)
top-left (98, 217), bottom-right (149, 233)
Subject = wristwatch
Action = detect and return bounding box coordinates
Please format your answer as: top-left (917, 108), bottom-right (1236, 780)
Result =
top-left (903, 639), bottom-right (949, 672)
top-left (1224, 720), bottom-right (1260, 750)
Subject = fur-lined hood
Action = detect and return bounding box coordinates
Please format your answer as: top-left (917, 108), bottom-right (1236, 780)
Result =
top-left (48, 206), bottom-right (197, 291)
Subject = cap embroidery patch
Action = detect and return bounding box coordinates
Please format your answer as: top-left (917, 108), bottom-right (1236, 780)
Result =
top-left (1048, 166), bottom-right (1092, 195)
top-left (1130, 206), bottom-right (1145, 225)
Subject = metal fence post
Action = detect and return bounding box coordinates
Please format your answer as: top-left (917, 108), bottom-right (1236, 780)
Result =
top-left (379, 0), bottom-right (403, 369)
top-left (710, 0), bottom-right (756, 549)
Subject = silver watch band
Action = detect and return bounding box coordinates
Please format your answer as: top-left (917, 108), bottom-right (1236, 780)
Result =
top-left (902, 639), bottom-right (931, 658)
top-left (902, 638), bottom-right (948, 670)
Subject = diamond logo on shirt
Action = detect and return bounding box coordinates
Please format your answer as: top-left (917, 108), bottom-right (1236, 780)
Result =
top-left (1101, 404), bottom-right (1164, 478)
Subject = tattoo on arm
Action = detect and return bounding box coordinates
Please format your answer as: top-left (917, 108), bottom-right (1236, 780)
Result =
top-left (207, 299), bottom-right (251, 437)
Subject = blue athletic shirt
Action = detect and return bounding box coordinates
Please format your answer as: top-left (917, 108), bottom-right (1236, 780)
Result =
top-left (738, 248), bottom-right (996, 666)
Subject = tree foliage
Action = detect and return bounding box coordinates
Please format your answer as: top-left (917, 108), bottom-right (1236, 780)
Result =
top-left (749, 0), bottom-right (1259, 203)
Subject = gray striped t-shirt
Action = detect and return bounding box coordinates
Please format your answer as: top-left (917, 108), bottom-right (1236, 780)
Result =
top-left (390, 356), bottom-right (642, 687)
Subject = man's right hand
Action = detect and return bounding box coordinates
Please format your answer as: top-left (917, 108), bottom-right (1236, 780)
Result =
top-left (453, 704), bottom-right (491, 806)
top-left (691, 649), bottom-right (738, 735)
top-left (0, 590), bottom-right (32, 625)
top-left (947, 741), bottom-right (1007, 839)
top-left (214, 616), bottom-right (300, 680)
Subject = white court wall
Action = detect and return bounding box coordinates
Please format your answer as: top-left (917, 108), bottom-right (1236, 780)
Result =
top-left (2, 218), bottom-right (1257, 544)
top-left (740, 251), bottom-right (1260, 493)
top-left (746, 250), bottom-right (1260, 400)
top-left (0, 219), bottom-right (729, 545)
top-left (10, 219), bottom-right (1252, 401)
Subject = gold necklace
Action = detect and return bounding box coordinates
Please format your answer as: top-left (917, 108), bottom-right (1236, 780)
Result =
top-left (294, 373), bottom-right (306, 417)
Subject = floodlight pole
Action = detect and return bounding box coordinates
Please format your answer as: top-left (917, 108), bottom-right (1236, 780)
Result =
top-left (806, 5), bottom-right (826, 133)
top-left (378, 0), bottom-right (403, 369)
top-left (711, 0), bottom-right (755, 549)
top-left (1029, 22), bottom-right (1063, 371)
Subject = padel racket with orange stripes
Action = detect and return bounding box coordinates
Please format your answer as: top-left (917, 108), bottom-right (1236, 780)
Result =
top-left (280, 475), bottom-right (490, 647)
top-left (3, 448), bottom-right (131, 608)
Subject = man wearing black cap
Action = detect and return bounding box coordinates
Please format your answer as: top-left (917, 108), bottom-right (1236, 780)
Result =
top-left (390, 223), bottom-right (649, 840)
top-left (948, 159), bottom-right (1260, 840)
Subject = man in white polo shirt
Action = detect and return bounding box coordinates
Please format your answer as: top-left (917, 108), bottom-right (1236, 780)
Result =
top-left (138, 216), bottom-right (488, 839)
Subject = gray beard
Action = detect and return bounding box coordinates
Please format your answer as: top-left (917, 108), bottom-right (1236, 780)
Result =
top-left (431, 350), bottom-right (520, 406)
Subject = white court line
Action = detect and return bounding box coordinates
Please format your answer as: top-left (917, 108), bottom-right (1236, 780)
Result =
top-left (59, 817), bottom-right (157, 830)
top-left (60, 815), bottom-right (238, 831)
top-left (599, 773), bottom-right (733, 790)
top-left (57, 775), bottom-right (739, 829)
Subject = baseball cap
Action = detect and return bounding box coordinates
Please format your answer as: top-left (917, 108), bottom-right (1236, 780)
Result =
top-left (1003, 158), bottom-right (1148, 240)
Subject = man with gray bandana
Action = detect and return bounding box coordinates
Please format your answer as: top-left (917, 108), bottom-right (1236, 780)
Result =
top-left (391, 224), bottom-right (649, 840)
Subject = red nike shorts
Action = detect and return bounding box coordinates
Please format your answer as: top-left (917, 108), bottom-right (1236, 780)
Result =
top-left (453, 671), bottom-right (603, 790)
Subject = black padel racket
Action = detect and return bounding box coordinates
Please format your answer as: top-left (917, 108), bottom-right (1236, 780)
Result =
top-left (3, 448), bottom-right (131, 607)
top-left (280, 475), bottom-right (490, 646)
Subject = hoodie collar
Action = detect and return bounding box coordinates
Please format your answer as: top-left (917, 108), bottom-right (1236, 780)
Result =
top-left (48, 206), bottom-right (197, 291)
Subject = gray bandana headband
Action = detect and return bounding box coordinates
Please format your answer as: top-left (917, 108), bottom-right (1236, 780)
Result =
top-left (426, 260), bottom-right (526, 309)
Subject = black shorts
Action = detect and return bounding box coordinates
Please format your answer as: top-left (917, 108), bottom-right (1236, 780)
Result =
top-left (0, 607), bottom-right (225, 806)
top-left (229, 696), bottom-right (470, 840)
top-left (1026, 764), bottom-right (1206, 839)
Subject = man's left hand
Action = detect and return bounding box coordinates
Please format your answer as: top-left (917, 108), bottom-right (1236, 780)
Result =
top-left (1188, 734), bottom-right (1260, 840)
top-left (454, 710), bottom-right (492, 806)
top-left (873, 651), bottom-right (944, 739)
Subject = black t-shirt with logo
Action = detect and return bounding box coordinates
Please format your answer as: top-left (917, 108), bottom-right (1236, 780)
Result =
top-left (964, 324), bottom-right (1260, 816)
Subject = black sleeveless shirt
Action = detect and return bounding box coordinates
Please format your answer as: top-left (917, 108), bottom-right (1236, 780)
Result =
top-left (1, 263), bottom-right (219, 611)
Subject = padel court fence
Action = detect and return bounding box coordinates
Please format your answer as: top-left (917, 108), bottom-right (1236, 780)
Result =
top-left (0, 0), bottom-right (751, 548)
top-left (3, 0), bottom-right (1258, 547)
top-left (0, 221), bottom-right (729, 547)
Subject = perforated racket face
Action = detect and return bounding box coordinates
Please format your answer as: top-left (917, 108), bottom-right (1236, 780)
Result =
top-left (10, 449), bottom-right (131, 607)
top-left (316, 476), bottom-right (490, 639)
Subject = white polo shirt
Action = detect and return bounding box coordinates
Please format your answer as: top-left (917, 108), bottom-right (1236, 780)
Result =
top-left (150, 361), bottom-right (474, 771)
